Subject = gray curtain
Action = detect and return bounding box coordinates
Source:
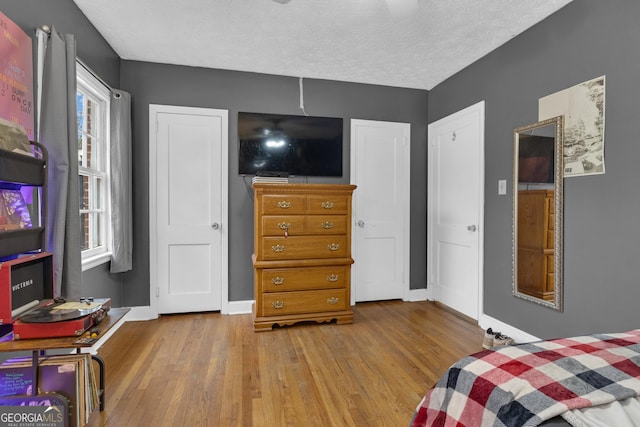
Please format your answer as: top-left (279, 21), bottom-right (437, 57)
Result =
top-left (39, 27), bottom-right (82, 297)
top-left (109, 90), bottom-right (133, 273)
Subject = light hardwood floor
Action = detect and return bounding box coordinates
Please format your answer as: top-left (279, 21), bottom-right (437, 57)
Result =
top-left (87, 301), bottom-right (485, 427)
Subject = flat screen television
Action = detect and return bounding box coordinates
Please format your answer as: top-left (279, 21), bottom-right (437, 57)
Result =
top-left (518, 134), bottom-right (555, 184)
top-left (238, 112), bottom-right (343, 177)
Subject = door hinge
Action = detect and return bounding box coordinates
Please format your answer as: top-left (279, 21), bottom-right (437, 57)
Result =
top-left (156, 286), bottom-right (160, 297)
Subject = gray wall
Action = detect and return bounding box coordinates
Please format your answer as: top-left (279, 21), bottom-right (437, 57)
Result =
top-left (0, 1), bottom-right (429, 308)
top-left (0, 0), bottom-right (125, 306)
top-left (119, 62), bottom-right (429, 304)
top-left (10, 0), bottom-right (634, 339)
top-left (0, 1), bottom-right (120, 89)
top-left (429, 0), bottom-right (640, 338)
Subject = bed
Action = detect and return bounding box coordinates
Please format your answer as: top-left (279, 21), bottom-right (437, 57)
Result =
top-left (411, 329), bottom-right (640, 426)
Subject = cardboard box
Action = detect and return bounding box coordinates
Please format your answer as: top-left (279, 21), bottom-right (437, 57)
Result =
top-left (0, 252), bottom-right (53, 324)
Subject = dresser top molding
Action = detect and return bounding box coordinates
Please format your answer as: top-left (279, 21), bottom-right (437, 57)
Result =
top-left (252, 183), bottom-right (357, 194)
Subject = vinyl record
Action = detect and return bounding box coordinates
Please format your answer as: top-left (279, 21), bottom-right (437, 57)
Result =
top-left (18, 300), bottom-right (104, 323)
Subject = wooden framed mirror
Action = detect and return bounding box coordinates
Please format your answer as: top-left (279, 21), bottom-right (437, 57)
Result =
top-left (513, 116), bottom-right (564, 311)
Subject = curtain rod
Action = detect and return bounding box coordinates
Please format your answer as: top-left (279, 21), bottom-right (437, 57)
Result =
top-left (76, 58), bottom-right (116, 94)
top-left (39, 25), bottom-right (120, 98)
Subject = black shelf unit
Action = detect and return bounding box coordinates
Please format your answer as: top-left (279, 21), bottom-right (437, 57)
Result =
top-left (0, 141), bottom-right (47, 258)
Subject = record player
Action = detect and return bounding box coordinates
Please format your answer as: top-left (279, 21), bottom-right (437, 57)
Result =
top-left (1, 252), bottom-right (111, 339)
top-left (12, 297), bottom-right (111, 340)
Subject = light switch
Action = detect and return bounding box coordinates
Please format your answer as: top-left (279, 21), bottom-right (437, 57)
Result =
top-left (498, 179), bottom-right (507, 195)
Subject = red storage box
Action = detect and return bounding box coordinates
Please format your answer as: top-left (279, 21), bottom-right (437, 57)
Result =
top-left (0, 252), bottom-right (53, 324)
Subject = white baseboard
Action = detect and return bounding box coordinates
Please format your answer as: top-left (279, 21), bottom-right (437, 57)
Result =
top-left (123, 305), bottom-right (158, 321)
top-left (123, 303), bottom-right (254, 318)
top-left (405, 288), bottom-right (429, 302)
top-left (478, 313), bottom-right (540, 344)
top-left (227, 300), bottom-right (254, 315)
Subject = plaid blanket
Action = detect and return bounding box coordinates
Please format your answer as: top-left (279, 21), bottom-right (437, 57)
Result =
top-left (412, 329), bottom-right (640, 427)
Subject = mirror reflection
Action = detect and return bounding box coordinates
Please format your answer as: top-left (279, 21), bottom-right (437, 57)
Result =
top-left (513, 116), bottom-right (563, 311)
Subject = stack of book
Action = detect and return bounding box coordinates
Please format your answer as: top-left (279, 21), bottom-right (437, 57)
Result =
top-left (0, 354), bottom-right (99, 427)
top-left (251, 175), bottom-right (289, 184)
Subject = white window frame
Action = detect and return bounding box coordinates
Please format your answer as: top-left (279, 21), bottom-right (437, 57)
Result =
top-left (77, 63), bottom-right (112, 271)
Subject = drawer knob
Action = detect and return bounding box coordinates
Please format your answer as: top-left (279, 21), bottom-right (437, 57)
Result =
top-left (327, 297), bottom-right (339, 305)
top-left (327, 243), bottom-right (340, 251)
top-left (321, 201), bottom-right (334, 209)
top-left (278, 222), bottom-right (291, 231)
top-left (271, 276), bottom-right (285, 285)
top-left (272, 300), bottom-right (285, 309)
top-left (277, 201), bottom-right (291, 209)
top-left (320, 221), bottom-right (334, 229)
top-left (271, 244), bottom-right (286, 253)
top-left (327, 274), bottom-right (339, 282)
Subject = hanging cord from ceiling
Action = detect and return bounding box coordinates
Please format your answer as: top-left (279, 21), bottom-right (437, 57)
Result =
top-left (299, 77), bottom-right (309, 116)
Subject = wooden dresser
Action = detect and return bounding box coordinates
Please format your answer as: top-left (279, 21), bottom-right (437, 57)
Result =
top-left (252, 183), bottom-right (356, 331)
top-left (517, 189), bottom-right (554, 301)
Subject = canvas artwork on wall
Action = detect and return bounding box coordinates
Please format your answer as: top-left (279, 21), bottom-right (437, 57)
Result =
top-left (538, 75), bottom-right (606, 178)
top-left (0, 12), bottom-right (34, 140)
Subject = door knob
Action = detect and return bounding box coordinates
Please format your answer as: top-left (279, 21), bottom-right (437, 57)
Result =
top-left (357, 220), bottom-right (365, 228)
top-left (211, 222), bottom-right (220, 230)
top-left (467, 225), bottom-right (477, 232)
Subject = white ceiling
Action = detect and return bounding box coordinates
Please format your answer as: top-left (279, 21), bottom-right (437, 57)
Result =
top-left (72, 0), bottom-right (573, 90)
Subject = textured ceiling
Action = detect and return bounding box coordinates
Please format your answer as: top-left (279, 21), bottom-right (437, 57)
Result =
top-left (72, 0), bottom-right (573, 90)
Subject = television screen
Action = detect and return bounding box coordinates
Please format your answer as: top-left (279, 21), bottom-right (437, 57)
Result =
top-left (238, 112), bottom-right (343, 177)
top-left (518, 135), bottom-right (555, 184)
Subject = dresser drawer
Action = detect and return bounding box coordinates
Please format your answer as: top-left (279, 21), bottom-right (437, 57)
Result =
top-left (306, 194), bottom-right (351, 214)
top-left (262, 216), bottom-right (306, 236)
top-left (261, 215), bottom-right (347, 236)
top-left (261, 236), bottom-right (348, 260)
top-left (304, 215), bottom-right (347, 235)
top-left (262, 288), bottom-right (349, 316)
top-left (260, 265), bottom-right (349, 292)
top-left (261, 194), bottom-right (306, 214)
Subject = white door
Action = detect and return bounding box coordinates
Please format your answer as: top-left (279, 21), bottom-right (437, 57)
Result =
top-left (428, 101), bottom-right (484, 320)
top-left (350, 119), bottom-right (410, 303)
top-left (149, 105), bottom-right (228, 315)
